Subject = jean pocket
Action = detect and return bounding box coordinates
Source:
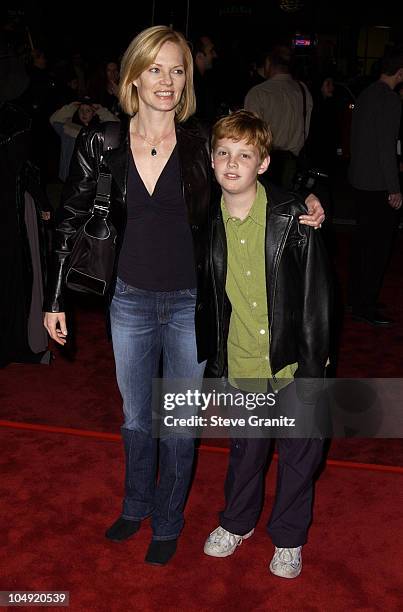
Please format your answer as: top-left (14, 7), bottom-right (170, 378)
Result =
top-left (114, 277), bottom-right (129, 295)
top-left (186, 288), bottom-right (197, 298)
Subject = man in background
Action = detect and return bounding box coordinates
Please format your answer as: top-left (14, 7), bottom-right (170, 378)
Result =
top-left (192, 34), bottom-right (218, 124)
top-left (348, 47), bottom-right (403, 326)
top-left (245, 45), bottom-right (312, 190)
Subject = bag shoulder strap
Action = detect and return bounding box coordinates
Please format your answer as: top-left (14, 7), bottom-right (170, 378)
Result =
top-left (94, 122), bottom-right (120, 214)
top-left (103, 121), bottom-right (121, 152)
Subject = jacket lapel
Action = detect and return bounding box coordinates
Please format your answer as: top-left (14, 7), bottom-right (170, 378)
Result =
top-left (263, 181), bottom-right (293, 313)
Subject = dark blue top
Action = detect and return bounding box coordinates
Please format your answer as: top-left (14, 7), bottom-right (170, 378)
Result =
top-left (117, 145), bottom-right (196, 291)
top-left (349, 80), bottom-right (401, 193)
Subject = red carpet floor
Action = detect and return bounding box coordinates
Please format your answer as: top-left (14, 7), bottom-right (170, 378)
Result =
top-left (1, 427), bottom-right (402, 612)
top-left (1, 228), bottom-right (403, 610)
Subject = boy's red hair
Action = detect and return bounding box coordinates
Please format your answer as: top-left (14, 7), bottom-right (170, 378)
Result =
top-left (212, 110), bottom-right (273, 160)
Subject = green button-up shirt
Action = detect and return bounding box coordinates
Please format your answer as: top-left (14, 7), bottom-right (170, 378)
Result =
top-left (221, 182), bottom-right (297, 391)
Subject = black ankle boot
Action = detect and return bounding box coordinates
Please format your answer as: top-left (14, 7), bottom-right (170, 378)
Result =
top-left (145, 539), bottom-right (178, 565)
top-left (105, 517), bottom-right (141, 542)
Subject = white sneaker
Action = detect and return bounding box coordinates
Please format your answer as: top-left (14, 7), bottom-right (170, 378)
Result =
top-left (269, 546), bottom-right (302, 578)
top-left (203, 526), bottom-right (254, 558)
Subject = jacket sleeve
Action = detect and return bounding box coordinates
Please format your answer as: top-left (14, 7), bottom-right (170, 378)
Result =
top-left (43, 128), bottom-right (100, 312)
top-left (96, 106), bottom-right (120, 123)
top-left (375, 94), bottom-right (401, 194)
top-left (49, 102), bottom-right (78, 126)
top-left (294, 220), bottom-right (332, 401)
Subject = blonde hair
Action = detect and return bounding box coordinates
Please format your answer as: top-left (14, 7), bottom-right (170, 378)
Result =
top-left (119, 25), bottom-right (195, 122)
top-left (212, 110), bottom-right (273, 160)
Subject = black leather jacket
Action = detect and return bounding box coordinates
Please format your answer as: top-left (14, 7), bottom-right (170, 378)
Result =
top-left (196, 179), bottom-right (331, 381)
top-left (44, 116), bottom-right (211, 312)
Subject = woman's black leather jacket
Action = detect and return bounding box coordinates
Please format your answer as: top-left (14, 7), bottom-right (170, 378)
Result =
top-left (44, 116), bottom-right (211, 314)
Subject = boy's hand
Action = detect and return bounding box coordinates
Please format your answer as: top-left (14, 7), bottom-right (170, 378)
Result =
top-left (299, 194), bottom-right (325, 229)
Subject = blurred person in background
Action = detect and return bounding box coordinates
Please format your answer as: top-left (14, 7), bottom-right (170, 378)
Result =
top-left (50, 96), bottom-right (119, 181)
top-left (306, 75), bottom-right (339, 247)
top-left (22, 47), bottom-right (59, 186)
top-left (192, 34), bottom-right (218, 124)
top-left (87, 59), bottom-right (121, 116)
top-left (0, 34), bottom-right (51, 367)
top-left (348, 47), bottom-right (403, 326)
top-left (245, 44), bottom-right (312, 190)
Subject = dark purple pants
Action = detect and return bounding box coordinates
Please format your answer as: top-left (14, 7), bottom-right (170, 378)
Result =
top-left (219, 384), bottom-right (325, 548)
top-left (350, 189), bottom-right (400, 316)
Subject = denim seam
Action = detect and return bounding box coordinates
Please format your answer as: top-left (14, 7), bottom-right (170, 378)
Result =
top-left (122, 509), bottom-right (154, 522)
top-left (127, 430), bottom-right (135, 490)
top-left (167, 437), bottom-right (178, 524)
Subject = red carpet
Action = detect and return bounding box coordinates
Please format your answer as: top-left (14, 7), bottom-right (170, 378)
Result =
top-left (1, 228), bottom-right (403, 609)
top-left (1, 427), bottom-right (402, 612)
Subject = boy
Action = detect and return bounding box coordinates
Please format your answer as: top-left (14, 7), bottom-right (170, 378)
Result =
top-left (201, 111), bottom-right (331, 578)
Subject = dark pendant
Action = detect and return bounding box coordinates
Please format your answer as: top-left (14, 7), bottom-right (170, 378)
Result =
top-left (151, 148), bottom-right (157, 156)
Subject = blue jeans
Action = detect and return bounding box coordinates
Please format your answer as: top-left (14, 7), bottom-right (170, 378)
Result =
top-left (110, 278), bottom-right (206, 540)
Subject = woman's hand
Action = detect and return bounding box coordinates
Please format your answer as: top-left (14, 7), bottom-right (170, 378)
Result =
top-left (44, 312), bottom-right (68, 345)
top-left (299, 193), bottom-right (325, 229)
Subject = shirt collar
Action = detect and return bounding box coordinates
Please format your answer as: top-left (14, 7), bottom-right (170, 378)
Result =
top-left (269, 73), bottom-right (293, 81)
top-left (221, 181), bottom-right (267, 227)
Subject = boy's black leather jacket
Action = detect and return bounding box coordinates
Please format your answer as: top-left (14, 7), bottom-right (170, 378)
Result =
top-left (196, 178), bottom-right (332, 387)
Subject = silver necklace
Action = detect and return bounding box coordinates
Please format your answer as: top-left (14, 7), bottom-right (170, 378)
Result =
top-left (134, 127), bottom-right (175, 156)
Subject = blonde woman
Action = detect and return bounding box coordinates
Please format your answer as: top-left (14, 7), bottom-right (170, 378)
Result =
top-left (44, 26), bottom-right (324, 566)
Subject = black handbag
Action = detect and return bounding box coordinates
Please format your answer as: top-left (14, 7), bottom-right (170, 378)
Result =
top-left (65, 122), bottom-right (120, 296)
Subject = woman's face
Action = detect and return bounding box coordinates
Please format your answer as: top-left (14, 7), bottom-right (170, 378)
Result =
top-left (78, 104), bottom-right (95, 125)
top-left (134, 41), bottom-right (186, 115)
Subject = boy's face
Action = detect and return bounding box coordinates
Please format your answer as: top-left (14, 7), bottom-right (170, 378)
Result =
top-left (212, 138), bottom-right (269, 196)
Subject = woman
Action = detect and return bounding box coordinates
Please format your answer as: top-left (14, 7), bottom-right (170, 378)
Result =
top-left (44, 25), bottom-right (324, 566)
top-left (50, 97), bottom-right (119, 181)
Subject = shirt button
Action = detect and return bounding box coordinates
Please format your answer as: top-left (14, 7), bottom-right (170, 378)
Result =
top-left (252, 302), bottom-right (257, 307)
top-left (240, 239), bottom-right (245, 244)
top-left (264, 355), bottom-right (269, 361)
top-left (246, 271), bottom-right (251, 276)
top-left (259, 329), bottom-right (266, 335)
